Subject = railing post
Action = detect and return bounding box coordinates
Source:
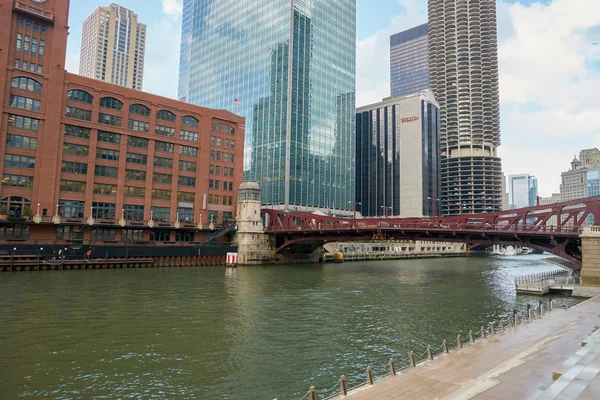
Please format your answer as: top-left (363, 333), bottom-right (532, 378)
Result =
top-left (481, 326), bottom-right (486, 339)
top-left (539, 304), bottom-right (544, 319)
top-left (550, 299), bottom-right (554, 310)
top-left (409, 351), bottom-right (416, 367)
top-left (427, 345), bottom-right (433, 360)
top-left (442, 339), bottom-right (449, 354)
top-left (469, 329), bottom-right (474, 343)
top-left (309, 386), bottom-right (316, 400)
top-left (340, 375), bottom-right (347, 396)
top-left (457, 333), bottom-right (463, 348)
top-left (389, 358), bottom-right (396, 375)
top-left (490, 322), bottom-right (495, 336)
top-left (366, 367), bottom-right (374, 385)
top-left (528, 308), bottom-right (533, 323)
top-left (515, 312), bottom-right (521, 325)
top-left (500, 319), bottom-right (505, 331)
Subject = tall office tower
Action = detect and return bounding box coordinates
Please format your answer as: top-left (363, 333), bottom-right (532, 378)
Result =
top-left (508, 174), bottom-right (538, 209)
top-left (178, 0), bottom-right (357, 215)
top-left (390, 23), bottom-right (429, 98)
top-left (428, 0), bottom-right (502, 215)
top-left (79, 4), bottom-right (146, 90)
top-left (355, 91), bottom-right (440, 218)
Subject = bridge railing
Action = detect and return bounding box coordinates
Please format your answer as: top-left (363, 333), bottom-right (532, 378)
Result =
top-left (514, 269), bottom-right (570, 287)
top-left (290, 301), bottom-right (557, 400)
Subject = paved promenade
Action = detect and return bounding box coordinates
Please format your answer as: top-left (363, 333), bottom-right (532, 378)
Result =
top-left (339, 296), bottom-right (600, 400)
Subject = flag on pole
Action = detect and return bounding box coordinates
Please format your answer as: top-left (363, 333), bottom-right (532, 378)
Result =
top-left (234, 99), bottom-right (242, 105)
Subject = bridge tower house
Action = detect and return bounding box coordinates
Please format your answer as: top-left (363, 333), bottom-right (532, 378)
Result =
top-left (234, 182), bottom-right (277, 265)
top-left (576, 227), bottom-right (600, 297)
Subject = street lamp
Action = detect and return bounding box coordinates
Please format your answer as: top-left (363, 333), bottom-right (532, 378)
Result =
top-left (381, 206), bottom-right (392, 218)
top-left (428, 197), bottom-right (441, 217)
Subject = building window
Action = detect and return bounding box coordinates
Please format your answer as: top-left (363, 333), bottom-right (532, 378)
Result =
top-left (177, 192), bottom-right (195, 202)
top-left (153, 157), bottom-right (173, 169)
top-left (91, 227), bottom-right (117, 241)
top-left (16, 33), bottom-right (22, 52)
top-left (14, 59), bottom-right (20, 69)
top-left (178, 176), bottom-right (196, 187)
top-left (126, 152), bottom-right (147, 165)
top-left (11, 77), bottom-right (42, 92)
top-left (127, 136), bottom-right (148, 148)
top-left (59, 180), bottom-right (86, 192)
top-left (156, 110), bottom-right (176, 122)
top-left (122, 229), bottom-right (145, 242)
top-left (152, 189), bottom-right (171, 200)
top-left (56, 226), bottom-right (84, 241)
top-left (124, 186), bottom-right (145, 198)
top-left (155, 125), bottom-right (175, 137)
top-left (4, 154), bottom-right (35, 169)
top-left (92, 202), bottom-right (116, 220)
top-left (59, 200), bottom-right (85, 219)
top-left (153, 172), bottom-right (172, 185)
top-left (208, 194), bottom-right (220, 205)
top-left (6, 134), bottom-right (37, 150)
top-left (129, 103), bottom-right (151, 117)
top-left (65, 106), bottom-right (92, 121)
top-left (96, 148), bottom-right (119, 161)
top-left (128, 119), bottom-right (150, 132)
top-left (67, 89), bottom-right (93, 104)
top-left (155, 141), bottom-right (174, 153)
top-left (99, 97), bottom-right (123, 110)
top-left (179, 160), bottom-right (196, 172)
top-left (98, 112), bottom-right (122, 127)
top-left (95, 165), bottom-right (119, 178)
top-left (181, 115), bottom-right (199, 127)
top-left (124, 205), bottom-right (144, 221)
top-left (63, 143), bottom-right (89, 157)
top-left (180, 130), bottom-right (198, 142)
top-left (125, 169), bottom-right (146, 181)
top-left (9, 114), bottom-right (39, 131)
top-left (61, 161), bottom-right (88, 175)
top-left (180, 145), bottom-right (198, 157)
top-left (64, 124), bottom-right (91, 139)
top-left (93, 183), bottom-right (117, 195)
top-left (0, 225), bottom-right (30, 240)
top-left (2, 175), bottom-right (33, 188)
top-left (39, 39), bottom-right (45, 58)
top-left (24, 35), bottom-right (30, 54)
top-left (10, 95), bottom-right (41, 112)
top-left (150, 230), bottom-right (171, 242)
top-left (151, 207), bottom-right (170, 222)
top-left (175, 231), bottom-right (195, 242)
top-left (97, 130), bottom-right (121, 144)
top-left (176, 208), bottom-right (194, 223)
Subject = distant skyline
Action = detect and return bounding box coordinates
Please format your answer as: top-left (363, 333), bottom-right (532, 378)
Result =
top-left (65, 0), bottom-right (600, 197)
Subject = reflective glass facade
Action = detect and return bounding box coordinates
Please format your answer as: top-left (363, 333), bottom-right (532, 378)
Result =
top-left (178, 0), bottom-right (356, 213)
top-left (508, 174), bottom-right (538, 209)
top-left (355, 93), bottom-right (440, 218)
top-left (390, 23), bottom-right (429, 98)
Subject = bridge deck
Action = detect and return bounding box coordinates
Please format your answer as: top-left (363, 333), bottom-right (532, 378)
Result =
top-left (334, 296), bottom-right (600, 400)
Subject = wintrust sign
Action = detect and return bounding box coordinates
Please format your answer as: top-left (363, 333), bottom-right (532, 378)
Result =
top-left (401, 116), bottom-right (420, 123)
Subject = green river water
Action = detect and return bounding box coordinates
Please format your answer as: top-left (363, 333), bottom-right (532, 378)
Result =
top-left (0, 255), bottom-right (583, 399)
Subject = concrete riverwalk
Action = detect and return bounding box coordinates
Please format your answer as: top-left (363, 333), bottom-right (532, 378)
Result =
top-left (337, 297), bottom-right (600, 400)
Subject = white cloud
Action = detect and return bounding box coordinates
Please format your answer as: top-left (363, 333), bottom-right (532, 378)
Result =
top-left (162, 0), bottom-right (183, 15)
top-left (355, 0), bottom-right (600, 197)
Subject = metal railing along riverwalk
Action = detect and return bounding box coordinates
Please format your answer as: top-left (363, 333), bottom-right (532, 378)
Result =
top-left (288, 300), bottom-right (559, 400)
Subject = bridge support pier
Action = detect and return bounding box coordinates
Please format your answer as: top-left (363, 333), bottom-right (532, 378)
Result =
top-left (574, 227), bottom-right (600, 297)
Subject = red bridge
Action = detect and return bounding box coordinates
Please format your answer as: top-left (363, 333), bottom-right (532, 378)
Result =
top-left (262, 197), bottom-right (600, 266)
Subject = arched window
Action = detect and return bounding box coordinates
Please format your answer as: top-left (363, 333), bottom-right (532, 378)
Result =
top-left (11, 77), bottom-right (42, 93)
top-left (100, 97), bottom-right (123, 110)
top-left (156, 110), bottom-right (176, 123)
top-left (67, 89), bottom-right (93, 104)
top-left (181, 115), bottom-right (199, 128)
top-left (129, 103), bottom-right (151, 117)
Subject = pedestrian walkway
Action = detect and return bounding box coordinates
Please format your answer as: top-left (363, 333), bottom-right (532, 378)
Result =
top-left (337, 297), bottom-right (600, 400)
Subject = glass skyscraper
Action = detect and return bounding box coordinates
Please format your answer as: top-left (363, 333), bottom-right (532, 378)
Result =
top-left (178, 0), bottom-right (356, 214)
top-left (390, 23), bottom-right (429, 98)
top-left (508, 174), bottom-right (538, 209)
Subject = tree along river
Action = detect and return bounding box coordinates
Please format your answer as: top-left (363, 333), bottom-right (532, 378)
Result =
top-left (0, 255), bottom-right (583, 399)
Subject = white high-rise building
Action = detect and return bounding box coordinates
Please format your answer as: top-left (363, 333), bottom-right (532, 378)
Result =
top-left (428, 0), bottom-right (502, 215)
top-left (79, 3), bottom-right (146, 90)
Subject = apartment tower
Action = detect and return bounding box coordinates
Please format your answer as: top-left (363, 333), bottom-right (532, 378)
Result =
top-left (428, 0), bottom-right (502, 215)
top-left (178, 0), bottom-right (357, 215)
top-left (79, 3), bottom-right (146, 90)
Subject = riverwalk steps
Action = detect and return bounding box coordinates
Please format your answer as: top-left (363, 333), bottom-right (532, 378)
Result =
top-left (326, 296), bottom-right (600, 400)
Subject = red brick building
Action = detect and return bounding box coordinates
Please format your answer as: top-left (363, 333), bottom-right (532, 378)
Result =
top-left (0, 0), bottom-right (244, 250)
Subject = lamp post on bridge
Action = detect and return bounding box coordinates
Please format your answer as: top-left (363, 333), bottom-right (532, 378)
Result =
top-left (381, 206), bottom-right (392, 218)
top-left (349, 202), bottom-right (361, 220)
top-left (428, 197), bottom-right (441, 218)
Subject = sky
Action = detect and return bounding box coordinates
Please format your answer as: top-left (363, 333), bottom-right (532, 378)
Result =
top-left (65, 0), bottom-right (600, 198)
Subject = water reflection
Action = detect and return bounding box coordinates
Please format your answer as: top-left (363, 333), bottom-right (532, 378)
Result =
top-left (0, 255), bottom-right (582, 399)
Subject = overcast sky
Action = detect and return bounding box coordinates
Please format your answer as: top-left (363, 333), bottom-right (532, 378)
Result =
top-left (66, 0), bottom-right (600, 197)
